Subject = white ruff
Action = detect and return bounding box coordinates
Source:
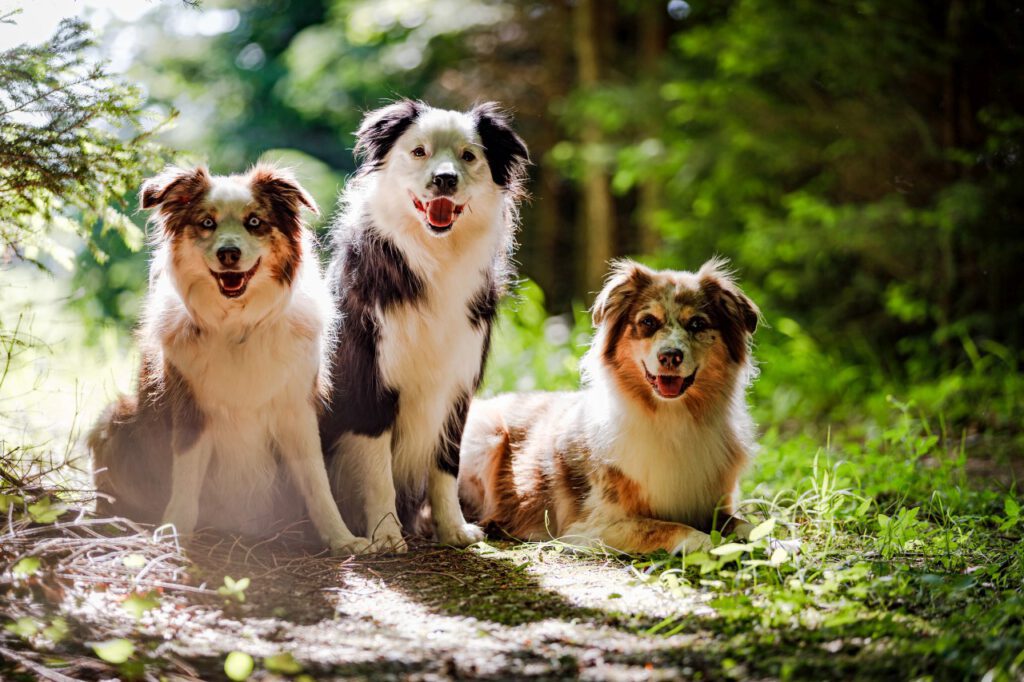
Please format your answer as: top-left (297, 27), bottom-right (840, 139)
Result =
top-left (579, 347), bottom-right (755, 528)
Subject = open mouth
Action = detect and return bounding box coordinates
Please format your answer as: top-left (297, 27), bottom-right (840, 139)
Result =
top-left (210, 258), bottom-right (260, 298)
top-left (411, 193), bottom-right (465, 234)
top-left (643, 364), bottom-right (698, 399)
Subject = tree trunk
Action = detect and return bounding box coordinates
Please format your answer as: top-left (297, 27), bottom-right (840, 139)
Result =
top-left (637, 1), bottom-right (665, 255)
top-left (573, 0), bottom-right (615, 297)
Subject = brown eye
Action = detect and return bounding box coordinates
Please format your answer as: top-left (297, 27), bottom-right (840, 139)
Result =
top-left (639, 315), bottom-right (661, 332)
top-left (246, 216), bottom-right (262, 229)
top-left (687, 317), bottom-right (710, 333)
top-left (200, 217), bottom-right (216, 230)
top-left (461, 149), bottom-right (476, 162)
top-left (412, 146), bottom-right (426, 158)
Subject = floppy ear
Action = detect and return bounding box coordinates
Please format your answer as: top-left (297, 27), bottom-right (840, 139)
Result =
top-left (592, 259), bottom-right (655, 329)
top-left (354, 99), bottom-right (424, 169)
top-left (140, 166), bottom-right (210, 210)
top-left (249, 164), bottom-right (319, 216)
top-left (699, 258), bottom-right (760, 362)
top-left (472, 102), bottom-right (530, 189)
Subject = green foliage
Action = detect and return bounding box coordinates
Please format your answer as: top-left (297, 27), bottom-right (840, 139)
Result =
top-left (217, 575), bottom-right (251, 603)
top-left (0, 12), bottom-right (168, 269)
top-left (224, 651), bottom-right (254, 681)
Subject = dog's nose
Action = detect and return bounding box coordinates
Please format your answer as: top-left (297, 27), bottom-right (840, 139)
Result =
top-left (658, 348), bottom-right (684, 369)
top-left (217, 246), bottom-right (241, 268)
top-left (432, 172), bottom-right (458, 194)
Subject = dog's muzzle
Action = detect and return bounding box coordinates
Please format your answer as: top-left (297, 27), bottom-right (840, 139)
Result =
top-left (643, 363), bottom-right (698, 399)
top-left (411, 193), bottom-right (465, 234)
top-left (210, 258), bottom-right (260, 298)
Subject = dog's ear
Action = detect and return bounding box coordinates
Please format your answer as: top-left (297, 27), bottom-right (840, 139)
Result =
top-left (472, 102), bottom-right (530, 189)
top-left (249, 164), bottom-right (319, 217)
top-left (699, 257), bottom-right (760, 362)
top-left (354, 100), bottom-right (423, 168)
top-left (592, 259), bottom-right (654, 329)
top-left (140, 166), bottom-right (210, 210)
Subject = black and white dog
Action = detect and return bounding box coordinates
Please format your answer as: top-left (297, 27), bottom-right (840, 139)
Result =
top-left (320, 101), bottom-right (529, 551)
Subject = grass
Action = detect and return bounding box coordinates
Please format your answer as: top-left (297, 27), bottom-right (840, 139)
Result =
top-left (1, 271), bottom-right (1022, 679)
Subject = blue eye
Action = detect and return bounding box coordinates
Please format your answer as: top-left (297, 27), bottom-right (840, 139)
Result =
top-left (201, 217), bottom-right (216, 229)
top-left (687, 318), bottom-right (709, 333)
top-left (247, 216), bottom-right (261, 228)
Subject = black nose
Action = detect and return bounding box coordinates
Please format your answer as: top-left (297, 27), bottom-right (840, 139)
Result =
top-left (217, 246), bottom-right (241, 268)
top-left (658, 348), bottom-right (684, 369)
top-left (432, 172), bottom-right (458, 194)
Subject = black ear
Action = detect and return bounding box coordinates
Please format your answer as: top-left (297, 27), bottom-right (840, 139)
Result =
top-left (472, 102), bottom-right (530, 189)
top-left (140, 166), bottom-right (210, 209)
top-left (354, 100), bottom-right (423, 170)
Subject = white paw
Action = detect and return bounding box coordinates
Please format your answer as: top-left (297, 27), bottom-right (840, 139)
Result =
top-left (437, 522), bottom-right (485, 548)
top-left (369, 531), bottom-right (408, 553)
top-left (672, 530), bottom-right (712, 554)
top-left (162, 505), bottom-right (198, 537)
top-left (330, 535), bottom-right (373, 556)
top-left (367, 515), bottom-right (408, 553)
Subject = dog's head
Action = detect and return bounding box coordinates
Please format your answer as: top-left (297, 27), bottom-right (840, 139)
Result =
top-left (589, 258), bottom-right (759, 413)
top-left (354, 100), bottom-right (528, 237)
top-left (141, 164), bottom-right (318, 306)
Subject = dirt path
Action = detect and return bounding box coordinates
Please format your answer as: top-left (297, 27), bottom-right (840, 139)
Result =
top-left (148, 540), bottom-right (716, 680)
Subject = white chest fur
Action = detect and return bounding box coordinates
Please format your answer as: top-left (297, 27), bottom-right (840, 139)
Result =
top-left (589, 389), bottom-right (738, 527)
top-left (158, 285), bottom-right (325, 530)
top-left (378, 263), bottom-right (488, 487)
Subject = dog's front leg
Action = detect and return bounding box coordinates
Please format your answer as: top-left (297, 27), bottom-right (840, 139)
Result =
top-left (588, 516), bottom-right (713, 555)
top-left (336, 432), bottom-right (406, 552)
top-left (278, 412), bottom-right (371, 555)
top-left (429, 414), bottom-right (484, 547)
top-left (162, 429), bottom-right (213, 537)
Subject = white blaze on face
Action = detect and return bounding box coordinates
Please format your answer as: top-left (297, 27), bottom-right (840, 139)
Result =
top-left (201, 178), bottom-right (261, 272)
top-left (386, 108), bottom-right (491, 234)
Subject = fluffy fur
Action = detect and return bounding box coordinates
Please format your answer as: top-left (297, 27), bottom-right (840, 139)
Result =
top-left (89, 164), bottom-right (369, 553)
top-left (458, 259), bottom-right (760, 554)
top-left (320, 100), bottom-right (529, 552)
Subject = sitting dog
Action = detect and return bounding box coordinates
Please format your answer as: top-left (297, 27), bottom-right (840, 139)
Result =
top-left (89, 164), bottom-right (369, 553)
top-left (320, 100), bottom-right (529, 551)
top-left (458, 259), bottom-right (760, 554)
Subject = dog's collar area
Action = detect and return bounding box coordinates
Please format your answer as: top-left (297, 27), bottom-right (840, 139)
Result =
top-left (410, 193), bottom-right (465, 233)
top-left (210, 258), bottom-right (261, 298)
top-left (643, 363), bottom-right (698, 399)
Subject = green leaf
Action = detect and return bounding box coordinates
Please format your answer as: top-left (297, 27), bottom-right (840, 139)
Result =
top-left (27, 497), bottom-right (64, 524)
top-left (6, 617), bottom-right (40, 639)
top-left (13, 556), bottom-right (41, 577)
top-left (218, 575), bottom-right (251, 602)
top-left (225, 651), bottom-right (254, 681)
top-left (122, 592), bottom-right (160, 620)
top-left (42, 617), bottom-right (69, 643)
top-left (265, 652), bottom-right (303, 675)
top-left (748, 518), bottom-right (776, 542)
top-left (92, 638), bottom-right (134, 664)
top-left (122, 554), bottom-right (147, 569)
top-left (769, 547), bottom-right (789, 566)
top-left (1004, 496), bottom-right (1020, 519)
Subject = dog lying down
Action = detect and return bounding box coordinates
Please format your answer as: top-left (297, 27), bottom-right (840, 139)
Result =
top-left (89, 164), bottom-right (370, 553)
top-left (458, 258), bottom-right (763, 554)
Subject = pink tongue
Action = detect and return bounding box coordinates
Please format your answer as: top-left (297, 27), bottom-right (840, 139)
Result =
top-left (426, 198), bottom-right (455, 227)
top-left (656, 375), bottom-right (684, 397)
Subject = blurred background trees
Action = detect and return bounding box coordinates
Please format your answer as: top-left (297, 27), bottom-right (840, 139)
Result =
top-left (5, 0), bottom-right (1024, 437)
